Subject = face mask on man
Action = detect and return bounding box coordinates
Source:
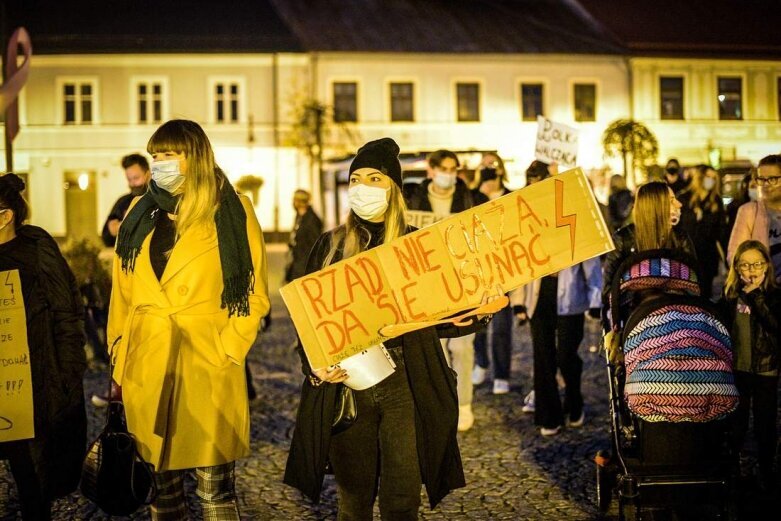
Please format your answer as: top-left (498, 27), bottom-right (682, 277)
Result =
top-left (130, 185), bottom-right (147, 196)
top-left (702, 177), bottom-right (716, 191)
top-left (748, 188), bottom-right (759, 201)
top-left (348, 184), bottom-right (389, 221)
top-left (432, 172), bottom-right (456, 190)
top-left (151, 160), bottom-right (185, 194)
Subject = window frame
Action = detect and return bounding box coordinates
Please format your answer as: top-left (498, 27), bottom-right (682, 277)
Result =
top-left (659, 75), bottom-right (685, 121)
top-left (130, 76), bottom-right (169, 125)
top-left (517, 80), bottom-right (547, 122)
top-left (571, 81), bottom-right (598, 123)
top-left (207, 76), bottom-right (247, 124)
top-left (55, 76), bottom-right (100, 125)
top-left (387, 80), bottom-right (416, 123)
top-left (331, 80), bottom-right (360, 123)
top-left (716, 75), bottom-right (744, 121)
top-left (454, 80), bottom-right (483, 123)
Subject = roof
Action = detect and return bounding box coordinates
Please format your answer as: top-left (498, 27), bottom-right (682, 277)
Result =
top-left (4, 0), bottom-right (622, 55)
top-left (577, 0), bottom-right (781, 59)
top-left (267, 0), bottom-right (624, 54)
top-left (3, 0), bottom-right (303, 54)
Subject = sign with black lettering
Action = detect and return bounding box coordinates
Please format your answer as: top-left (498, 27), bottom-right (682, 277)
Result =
top-left (535, 116), bottom-right (579, 168)
top-left (0, 269), bottom-right (34, 442)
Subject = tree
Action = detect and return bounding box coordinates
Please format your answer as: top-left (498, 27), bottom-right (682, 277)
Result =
top-left (602, 119), bottom-right (659, 187)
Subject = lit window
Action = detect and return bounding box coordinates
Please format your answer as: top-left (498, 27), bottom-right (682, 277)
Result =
top-left (573, 83), bottom-right (596, 122)
top-left (660, 76), bottom-right (684, 120)
top-left (521, 83), bottom-right (544, 121)
top-left (718, 77), bottom-right (742, 120)
top-left (333, 82), bottom-right (358, 123)
top-left (457, 82), bottom-right (480, 122)
top-left (390, 82), bottom-right (414, 122)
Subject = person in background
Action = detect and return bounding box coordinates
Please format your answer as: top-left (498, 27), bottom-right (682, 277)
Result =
top-left (664, 158), bottom-right (688, 195)
top-left (408, 149), bottom-right (479, 430)
top-left (0, 173), bottom-right (87, 520)
top-left (728, 154), bottom-right (781, 283)
top-left (471, 153), bottom-right (517, 395)
top-left (101, 153), bottom-right (151, 248)
top-left (285, 138), bottom-right (488, 520)
top-left (607, 174), bottom-right (634, 231)
top-left (285, 189), bottom-right (323, 283)
top-left (107, 120), bottom-right (269, 520)
top-left (717, 240), bottom-right (780, 492)
top-left (677, 164), bottom-right (726, 299)
top-left (723, 172), bottom-right (755, 250)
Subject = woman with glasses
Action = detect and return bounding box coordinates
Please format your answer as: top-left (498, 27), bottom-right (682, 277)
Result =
top-left (717, 240), bottom-right (780, 491)
top-left (677, 164), bottom-right (726, 299)
top-left (728, 154), bottom-right (781, 283)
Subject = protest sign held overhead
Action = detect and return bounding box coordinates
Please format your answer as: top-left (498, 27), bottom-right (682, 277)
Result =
top-left (535, 116), bottom-right (579, 168)
top-left (281, 167), bottom-right (613, 370)
top-left (0, 269), bottom-right (35, 442)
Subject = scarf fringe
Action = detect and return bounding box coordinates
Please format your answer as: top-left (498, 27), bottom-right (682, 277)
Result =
top-left (222, 269), bottom-right (256, 317)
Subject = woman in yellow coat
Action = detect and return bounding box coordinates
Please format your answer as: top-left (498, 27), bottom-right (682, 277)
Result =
top-left (107, 119), bottom-right (269, 520)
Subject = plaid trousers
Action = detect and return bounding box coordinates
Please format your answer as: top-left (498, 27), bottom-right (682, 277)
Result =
top-left (150, 462), bottom-right (240, 521)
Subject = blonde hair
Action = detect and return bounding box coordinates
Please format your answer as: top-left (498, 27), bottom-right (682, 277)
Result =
top-left (633, 181), bottom-right (673, 251)
top-left (147, 120), bottom-right (221, 236)
top-left (724, 240), bottom-right (776, 299)
top-left (688, 165), bottom-right (721, 214)
top-left (323, 181), bottom-right (407, 267)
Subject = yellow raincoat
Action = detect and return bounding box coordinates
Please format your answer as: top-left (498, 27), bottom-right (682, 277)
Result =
top-left (107, 195), bottom-right (269, 471)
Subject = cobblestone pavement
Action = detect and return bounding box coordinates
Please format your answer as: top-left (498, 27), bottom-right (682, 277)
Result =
top-left (1, 246), bottom-right (778, 520)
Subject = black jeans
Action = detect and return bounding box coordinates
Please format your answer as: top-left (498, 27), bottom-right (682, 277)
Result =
top-left (5, 446), bottom-right (52, 520)
top-left (530, 276), bottom-right (585, 429)
top-left (329, 350), bottom-right (422, 521)
top-left (732, 371), bottom-right (779, 478)
top-left (474, 305), bottom-right (513, 380)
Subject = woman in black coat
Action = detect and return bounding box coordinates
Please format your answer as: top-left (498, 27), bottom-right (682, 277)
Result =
top-left (284, 139), bottom-right (487, 520)
top-left (0, 174), bottom-right (87, 520)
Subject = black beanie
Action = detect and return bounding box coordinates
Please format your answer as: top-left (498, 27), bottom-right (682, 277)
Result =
top-left (348, 137), bottom-right (403, 188)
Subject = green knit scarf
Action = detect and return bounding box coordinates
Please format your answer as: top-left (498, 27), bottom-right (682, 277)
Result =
top-left (116, 177), bottom-right (255, 317)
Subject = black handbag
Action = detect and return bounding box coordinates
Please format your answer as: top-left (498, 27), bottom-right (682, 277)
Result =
top-left (331, 384), bottom-right (357, 435)
top-left (80, 372), bottom-right (157, 516)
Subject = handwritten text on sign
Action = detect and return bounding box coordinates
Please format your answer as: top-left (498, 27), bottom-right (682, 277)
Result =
top-left (281, 168), bottom-right (613, 370)
top-left (0, 269), bottom-right (34, 442)
top-left (535, 116), bottom-right (579, 168)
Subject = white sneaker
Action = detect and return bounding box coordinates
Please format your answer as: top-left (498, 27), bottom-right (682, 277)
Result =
top-left (521, 390), bottom-right (535, 413)
top-left (540, 425), bottom-right (562, 437)
top-left (472, 366), bottom-right (487, 385)
top-left (492, 379), bottom-right (510, 395)
top-left (91, 394), bottom-right (109, 408)
top-left (457, 404), bottom-right (474, 431)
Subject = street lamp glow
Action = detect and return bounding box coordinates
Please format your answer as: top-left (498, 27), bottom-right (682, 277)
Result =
top-left (78, 172), bottom-right (90, 191)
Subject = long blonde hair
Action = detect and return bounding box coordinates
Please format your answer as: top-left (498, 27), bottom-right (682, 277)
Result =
top-left (687, 164), bottom-right (721, 214)
top-left (724, 240), bottom-right (776, 299)
top-left (323, 181), bottom-right (408, 267)
top-left (633, 181), bottom-right (673, 251)
top-left (147, 120), bottom-right (221, 236)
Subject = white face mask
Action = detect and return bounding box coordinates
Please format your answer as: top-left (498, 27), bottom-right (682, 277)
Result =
top-left (151, 159), bottom-right (185, 193)
top-left (432, 172), bottom-right (456, 190)
top-left (748, 188), bottom-right (759, 201)
top-left (348, 184), bottom-right (389, 221)
top-left (702, 177), bottom-right (716, 191)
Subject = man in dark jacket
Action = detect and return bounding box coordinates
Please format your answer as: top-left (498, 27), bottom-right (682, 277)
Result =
top-left (285, 189), bottom-right (323, 283)
top-left (101, 153), bottom-right (150, 248)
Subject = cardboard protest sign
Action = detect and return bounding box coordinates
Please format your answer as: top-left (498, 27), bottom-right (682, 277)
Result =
top-left (281, 167), bottom-right (613, 370)
top-left (535, 116), bottom-right (579, 168)
top-left (0, 269), bottom-right (34, 442)
top-left (406, 210), bottom-right (447, 229)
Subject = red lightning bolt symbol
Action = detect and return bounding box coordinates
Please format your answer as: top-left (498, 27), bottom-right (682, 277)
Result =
top-left (554, 179), bottom-right (577, 259)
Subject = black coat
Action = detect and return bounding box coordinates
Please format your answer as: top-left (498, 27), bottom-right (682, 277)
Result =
top-left (286, 206), bottom-right (323, 282)
top-left (284, 221), bottom-right (485, 509)
top-left (677, 190), bottom-right (726, 277)
top-left (407, 178), bottom-right (476, 213)
top-left (0, 225), bottom-right (87, 500)
top-left (716, 287), bottom-right (780, 374)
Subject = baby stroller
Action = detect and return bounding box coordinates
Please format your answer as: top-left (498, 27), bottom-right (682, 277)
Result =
top-left (595, 250), bottom-right (739, 520)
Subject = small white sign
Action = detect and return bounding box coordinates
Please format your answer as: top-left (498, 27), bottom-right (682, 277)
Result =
top-left (535, 116), bottom-right (579, 168)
